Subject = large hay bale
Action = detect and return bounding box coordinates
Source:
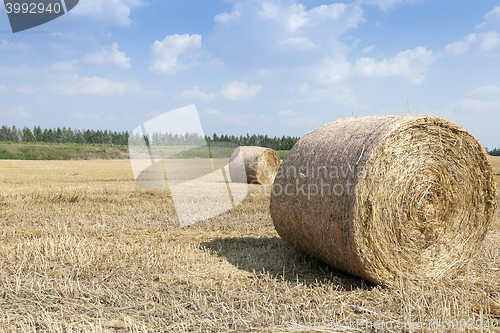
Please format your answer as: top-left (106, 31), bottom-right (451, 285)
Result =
top-left (229, 146), bottom-right (280, 185)
top-left (270, 114), bottom-right (497, 287)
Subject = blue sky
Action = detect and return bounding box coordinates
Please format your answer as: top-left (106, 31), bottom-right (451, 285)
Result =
top-left (0, 0), bottom-right (499, 148)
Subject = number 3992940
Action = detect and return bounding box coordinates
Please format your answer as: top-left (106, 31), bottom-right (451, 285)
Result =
top-left (5, 2), bottom-right (62, 14)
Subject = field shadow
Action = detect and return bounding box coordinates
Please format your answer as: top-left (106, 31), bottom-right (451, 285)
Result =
top-left (200, 236), bottom-right (371, 290)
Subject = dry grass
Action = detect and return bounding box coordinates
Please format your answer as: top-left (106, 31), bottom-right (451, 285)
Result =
top-left (0, 159), bottom-right (499, 332)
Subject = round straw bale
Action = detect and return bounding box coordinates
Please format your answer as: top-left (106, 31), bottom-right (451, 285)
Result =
top-left (270, 114), bottom-right (497, 287)
top-left (229, 146), bottom-right (280, 185)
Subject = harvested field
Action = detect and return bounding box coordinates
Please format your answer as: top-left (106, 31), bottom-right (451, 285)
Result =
top-left (492, 156), bottom-right (500, 188)
top-left (0, 159), bottom-right (499, 332)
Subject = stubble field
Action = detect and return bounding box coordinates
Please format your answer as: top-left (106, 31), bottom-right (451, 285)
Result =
top-left (0, 157), bottom-right (499, 332)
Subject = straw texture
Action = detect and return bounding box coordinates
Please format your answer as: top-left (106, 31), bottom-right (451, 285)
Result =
top-left (229, 146), bottom-right (281, 185)
top-left (270, 114), bottom-right (497, 287)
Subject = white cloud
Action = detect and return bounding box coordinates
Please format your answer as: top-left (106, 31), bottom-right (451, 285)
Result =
top-left (2, 106), bottom-right (29, 118)
top-left (484, 6), bottom-right (500, 21)
top-left (296, 83), bottom-right (309, 93)
top-left (319, 47), bottom-right (435, 84)
top-left (71, 112), bottom-right (100, 121)
top-left (211, 1), bottom-right (365, 69)
top-left (0, 39), bottom-right (29, 52)
top-left (57, 75), bottom-right (140, 96)
top-left (83, 43), bottom-right (131, 69)
top-left (176, 82), bottom-right (263, 101)
top-left (220, 81), bottom-right (263, 100)
top-left (352, 46), bottom-right (436, 84)
top-left (150, 34), bottom-right (202, 74)
top-left (308, 86), bottom-right (357, 106)
top-left (358, 0), bottom-right (425, 11)
top-left (176, 87), bottom-right (215, 101)
top-left (477, 6), bottom-right (500, 30)
top-left (318, 56), bottom-right (352, 82)
top-left (471, 84), bottom-right (500, 95)
top-left (14, 85), bottom-right (37, 94)
top-left (51, 60), bottom-right (79, 72)
top-left (309, 3), bottom-right (350, 21)
top-left (0, 85), bottom-right (6, 92)
top-left (286, 82), bottom-right (355, 105)
top-left (455, 99), bottom-right (500, 113)
top-left (256, 2), bottom-right (364, 32)
top-left (50, 43), bottom-right (131, 73)
top-left (445, 33), bottom-right (476, 55)
top-left (214, 9), bottom-right (241, 23)
top-left (446, 32), bottom-right (500, 55)
top-left (278, 110), bottom-right (298, 117)
top-left (108, 114), bottom-right (135, 127)
top-left (445, 6), bottom-right (500, 56)
top-left (280, 116), bottom-right (317, 127)
top-left (70, 0), bottom-right (144, 26)
top-left (362, 45), bottom-right (375, 53)
top-left (122, 115), bottom-right (136, 126)
top-left (202, 108), bottom-right (221, 115)
top-left (146, 110), bottom-right (163, 118)
top-left (444, 98), bottom-right (500, 116)
top-left (281, 37), bottom-right (317, 49)
top-left (258, 2), bottom-right (308, 31)
top-left (0, 40), bottom-right (12, 49)
top-left (102, 31), bottom-right (113, 39)
top-left (202, 110), bottom-right (272, 127)
top-left (479, 31), bottom-right (500, 51)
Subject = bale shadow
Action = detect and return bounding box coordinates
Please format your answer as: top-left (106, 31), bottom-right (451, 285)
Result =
top-left (200, 236), bottom-right (372, 290)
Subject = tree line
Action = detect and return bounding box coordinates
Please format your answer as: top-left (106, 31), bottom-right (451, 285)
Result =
top-left (1, 125), bottom-right (497, 154)
top-left (489, 148), bottom-right (500, 156)
top-left (206, 133), bottom-right (300, 151)
top-left (0, 125), bottom-right (301, 151)
top-left (0, 125), bottom-right (130, 146)
top-left (128, 132), bottom-right (209, 147)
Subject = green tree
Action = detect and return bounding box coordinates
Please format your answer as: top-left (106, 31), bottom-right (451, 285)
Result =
top-left (489, 148), bottom-right (500, 156)
top-left (33, 126), bottom-right (43, 142)
top-left (0, 126), bottom-right (10, 142)
top-left (22, 127), bottom-right (34, 142)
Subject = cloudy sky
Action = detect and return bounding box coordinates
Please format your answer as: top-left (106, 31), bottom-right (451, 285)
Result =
top-left (0, 0), bottom-right (499, 148)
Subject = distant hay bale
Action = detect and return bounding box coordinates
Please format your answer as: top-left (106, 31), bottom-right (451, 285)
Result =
top-left (270, 114), bottom-right (497, 287)
top-left (229, 146), bottom-right (280, 185)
